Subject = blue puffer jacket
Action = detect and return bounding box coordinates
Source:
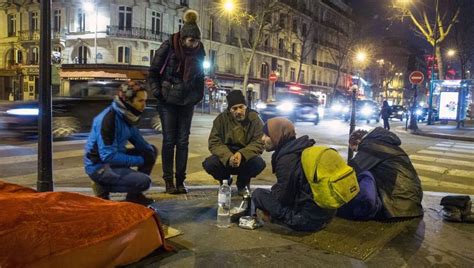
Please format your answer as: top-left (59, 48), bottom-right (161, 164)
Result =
top-left (84, 102), bottom-right (154, 175)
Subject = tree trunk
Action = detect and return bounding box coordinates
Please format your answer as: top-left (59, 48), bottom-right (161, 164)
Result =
top-left (331, 69), bottom-right (341, 106)
top-left (435, 45), bottom-right (444, 80)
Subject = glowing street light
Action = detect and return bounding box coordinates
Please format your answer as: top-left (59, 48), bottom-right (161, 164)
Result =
top-left (355, 51), bottom-right (367, 64)
top-left (447, 49), bottom-right (456, 57)
top-left (223, 0), bottom-right (236, 14)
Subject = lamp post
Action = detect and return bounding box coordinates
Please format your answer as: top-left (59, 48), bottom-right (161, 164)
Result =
top-left (347, 50), bottom-right (367, 162)
top-left (83, 2), bottom-right (98, 64)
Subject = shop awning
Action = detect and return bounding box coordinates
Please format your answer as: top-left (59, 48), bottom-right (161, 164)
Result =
top-left (60, 64), bottom-right (148, 80)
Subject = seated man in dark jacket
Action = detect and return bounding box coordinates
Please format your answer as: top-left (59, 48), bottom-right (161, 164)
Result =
top-left (84, 81), bottom-right (157, 206)
top-left (202, 90), bottom-right (266, 195)
top-left (348, 127), bottom-right (423, 220)
top-left (251, 117), bottom-right (335, 232)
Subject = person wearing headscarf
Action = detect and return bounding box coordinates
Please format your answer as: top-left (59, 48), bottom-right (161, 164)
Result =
top-left (148, 9), bottom-right (206, 194)
top-left (251, 117), bottom-right (335, 232)
top-left (202, 90), bottom-right (266, 195)
top-left (84, 80), bottom-right (157, 206)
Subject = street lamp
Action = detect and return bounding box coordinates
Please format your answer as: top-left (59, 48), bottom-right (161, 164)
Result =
top-left (83, 2), bottom-right (98, 64)
top-left (223, 0), bottom-right (236, 14)
top-left (447, 49), bottom-right (456, 57)
top-left (348, 49), bottom-right (367, 161)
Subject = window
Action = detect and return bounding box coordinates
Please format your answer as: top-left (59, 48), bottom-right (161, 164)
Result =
top-left (292, 19), bottom-right (298, 33)
top-left (302, 23), bottom-right (307, 35)
top-left (151, 11), bottom-right (161, 34)
top-left (16, 49), bottom-right (23, 64)
top-left (53, 9), bottom-right (61, 32)
top-left (290, 68), bottom-right (296, 82)
top-left (31, 47), bottom-right (39, 65)
top-left (291, 43), bottom-right (296, 55)
top-left (277, 64), bottom-right (283, 77)
top-left (77, 46), bottom-right (88, 64)
top-left (180, 0), bottom-right (189, 6)
top-left (278, 14), bottom-right (286, 28)
top-left (312, 70), bottom-right (316, 83)
top-left (260, 63), bottom-right (269, 78)
top-left (210, 49), bottom-right (217, 65)
top-left (117, 46), bottom-right (130, 63)
top-left (300, 70), bottom-right (305, 83)
top-left (118, 6), bottom-right (132, 31)
top-left (30, 11), bottom-right (39, 31)
top-left (278, 39), bottom-right (284, 50)
top-left (178, 19), bottom-right (183, 31)
top-left (226, 53), bottom-right (234, 72)
top-left (77, 9), bottom-right (85, 32)
top-left (8, 14), bottom-right (16, 36)
top-left (264, 35), bottom-right (269, 47)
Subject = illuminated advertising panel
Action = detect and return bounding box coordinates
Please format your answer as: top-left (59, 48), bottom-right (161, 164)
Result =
top-left (439, 92), bottom-right (459, 120)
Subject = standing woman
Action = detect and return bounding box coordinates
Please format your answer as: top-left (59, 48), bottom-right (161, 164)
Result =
top-left (380, 101), bottom-right (391, 130)
top-left (148, 9), bottom-right (205, 194)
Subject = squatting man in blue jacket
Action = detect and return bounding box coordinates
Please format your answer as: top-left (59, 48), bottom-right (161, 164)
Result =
top-left (84, 80), bottom-right (157, 206)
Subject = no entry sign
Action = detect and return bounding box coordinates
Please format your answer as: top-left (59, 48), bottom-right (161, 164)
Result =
top-left (409, 71), bottom-right (424, 84)
top-left (269, 73), bottom-right (278, 82)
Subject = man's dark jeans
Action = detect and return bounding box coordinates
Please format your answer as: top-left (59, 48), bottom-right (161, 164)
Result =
top-left (251, 188), bottom-right (326, 232)
top-left (157, 103), bottom-right (194, 184)
top-left (89, 146), bottom-right (157, 194)
top-left (202, 155), bottom-right (266, 189)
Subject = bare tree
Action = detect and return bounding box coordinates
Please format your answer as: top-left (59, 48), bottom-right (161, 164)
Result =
top-left (228, 0), bottom-right (288, 91)
top-left (292, 18), bottom-right (317, 84)
top-left (448, 0), bottom-right (474, 79)
top-left (393, 0), bottom-right (460, 79)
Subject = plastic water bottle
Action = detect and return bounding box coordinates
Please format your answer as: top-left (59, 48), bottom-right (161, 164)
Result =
top-left (217, 179), bottom-right (231, 228)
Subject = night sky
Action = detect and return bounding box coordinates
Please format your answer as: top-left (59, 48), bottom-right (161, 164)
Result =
top-left (351, 0), bottom-right (431, 52)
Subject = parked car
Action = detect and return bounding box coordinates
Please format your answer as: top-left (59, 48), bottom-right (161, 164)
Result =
top-left (416, 107), bottom-right (439, 122)
top-left (389, 105), bottom-right (407, 121)
top-left (341, 100), bottom-right (380, 123)
top-left (0, 81), bottom-right (161, 139)
top-left (256, 92), bottom-right (320, 125)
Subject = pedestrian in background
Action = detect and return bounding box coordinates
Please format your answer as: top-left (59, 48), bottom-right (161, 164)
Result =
top-left (251, 117), bottom-right (335, 232)
top-left (84, 80), bottom-right (157, 206)
top-left (380, 100), bottom-right (391, 130)
top-left (202, 90), bottom-right (266, 195)
top-left (148, 9), bottom-right (206, 194)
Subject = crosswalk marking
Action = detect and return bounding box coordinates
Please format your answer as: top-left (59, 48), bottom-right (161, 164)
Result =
top-left (419, 176), bottom-right (473, 190)
top-left (410, 154), bottom-right (473, 168)
top-left (416, 150), bottom-right (474, 160)
top-left (413, 163), bottom-right (474, 179)
top-left (427, 146), bottom-right (473, 154)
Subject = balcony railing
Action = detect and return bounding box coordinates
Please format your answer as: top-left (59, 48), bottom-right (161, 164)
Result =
top-left (106, 26), bottom-right (171, 42)
top-left (19, 30), bottom-right (40, 41)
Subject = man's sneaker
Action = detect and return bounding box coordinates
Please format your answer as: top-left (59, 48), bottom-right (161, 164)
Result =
top-left (237, 185), bottom-right (250, 197)
top-left (126, 193), bottom-right (155, 206)
top-left (165, 179), bottom-right (178, 194)
top-left (91, 182), bottom-right (110, 200)
top-left (176, 182), bottom-right (188, 194)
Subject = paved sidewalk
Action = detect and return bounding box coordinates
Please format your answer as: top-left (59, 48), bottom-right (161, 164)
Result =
top-left (395, 120), bottom-right (474, 142)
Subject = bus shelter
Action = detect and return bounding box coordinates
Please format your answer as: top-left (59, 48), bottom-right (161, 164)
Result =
top-left (432, 80), bottom-right (473, 128)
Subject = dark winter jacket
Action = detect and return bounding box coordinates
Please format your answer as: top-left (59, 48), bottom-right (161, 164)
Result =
top-left (208, 109), bottom-right (264, 165)
top-left (349, 127), bottom-right (423, 219)
top-left (381, 106), bottom-right (392, 119)
top-left (84, 102), bottom-right (154, 175)
top-left (271, 136), bottom-right (335, 228)
top-left (148, 37), bottom-right (205, 106)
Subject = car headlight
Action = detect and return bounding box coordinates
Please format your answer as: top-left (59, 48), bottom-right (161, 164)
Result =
top-left (256, 102), bottom-right (267, 109)
top-left (416, 109), bottom-right (423, 116)
top-left (6, 108), bottom-right (39, 116)
top-left (397, 111), bottom-right (403, 115)
top-left (361, 106), bottom-right (373, 116)
top-left (331, 104), bottom-right (342, 112)
top-left (277, 101), bottom-right (295, 112)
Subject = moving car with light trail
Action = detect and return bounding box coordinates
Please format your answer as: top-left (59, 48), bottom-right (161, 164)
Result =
top-left (340, 100), bottom-right (380, 123)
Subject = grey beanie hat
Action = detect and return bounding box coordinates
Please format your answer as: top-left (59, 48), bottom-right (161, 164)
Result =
top-left (180, 9), bottom-right (201, 39)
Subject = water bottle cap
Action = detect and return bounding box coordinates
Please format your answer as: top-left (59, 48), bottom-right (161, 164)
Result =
top-left (223, 180), bottom-right (228, 185)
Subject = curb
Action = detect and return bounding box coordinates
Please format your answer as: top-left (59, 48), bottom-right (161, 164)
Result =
top-left (394, 127), bottom-right (474, 142)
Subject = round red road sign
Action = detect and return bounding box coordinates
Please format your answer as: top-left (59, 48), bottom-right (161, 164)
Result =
top-left (409, 71), bottom-right (424, 84)
top-left (205, 78), bottom-right (214, 87)
top-left (269, 73), bottom-right (278, 82)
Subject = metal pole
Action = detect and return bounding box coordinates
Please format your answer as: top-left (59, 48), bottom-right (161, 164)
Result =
top-left (408, 84), bottom-right (418, 130)
top-left (427, 0), bottom-right (439, 125)
top-left (38, 0), bottom-right (53, 192)
top-left (94, 7), bottom-right (98, 64)
top-left (347, 76), bottom-right (358, 162)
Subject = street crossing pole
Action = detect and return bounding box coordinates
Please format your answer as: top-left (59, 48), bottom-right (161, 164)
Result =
top-left (38, 0), bottom-right (53, 192)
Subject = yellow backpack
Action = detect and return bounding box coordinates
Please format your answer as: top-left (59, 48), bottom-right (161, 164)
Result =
top-left (301, 146), bottom-right (360, 209)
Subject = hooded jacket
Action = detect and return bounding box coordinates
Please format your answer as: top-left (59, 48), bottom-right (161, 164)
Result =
top-left (349, 127), bottom-right (423, 218)
top-left (148, 37), bottom-right (205, 106)
top-left (208, 109), bottom-right (264, 165)
top-left (270, 135), bottom-right (335, 227)
top-left (84, 101), bottom-right (154, 175)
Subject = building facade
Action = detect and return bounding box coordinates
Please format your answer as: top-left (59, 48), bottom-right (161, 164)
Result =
top-left (0, 0), bottom-right (354, 105)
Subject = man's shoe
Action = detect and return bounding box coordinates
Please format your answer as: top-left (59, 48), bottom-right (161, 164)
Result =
top-left (126, 193), bottom-right (155, 206)
top-left (176, 182), bottom-right (188, 194)
top-left (91, 182), bottom-right (110, 200)
top-left (165, 180), bottom-right (178, 194)
top-left (237, 185), bottom-right (250, 197)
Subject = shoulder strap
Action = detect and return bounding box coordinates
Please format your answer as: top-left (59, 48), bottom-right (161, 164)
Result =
top-left (159, 50), bottom-right (173, 75)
